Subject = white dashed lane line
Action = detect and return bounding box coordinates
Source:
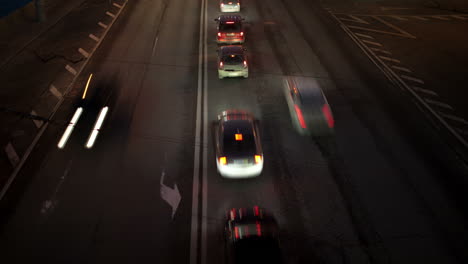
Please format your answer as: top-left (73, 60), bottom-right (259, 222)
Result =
top-left (355, 33), bottom-right (374, 39)
top-left (400, 75), bottom-right (424, 84)
top-left (379, 56), bottom-right (400, 63)
top-left (89, 33), bottom-right (100, 42)
top-left (98, 22), bottom-right (108, 29)
top-left (424, 99), bottom-right (454, 110)
top-left (412, 86), bottom-right (438, 96)
top-left (391, 65), bottom-right (411, 73)
top-left (370, 47), bottom-right (392, 54)
top-left (439, 113), bottom-right (468, 126)
top-left (362, 39), bottom-right (382, 46)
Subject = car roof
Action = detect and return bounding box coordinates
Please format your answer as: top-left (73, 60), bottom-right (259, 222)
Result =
top-left (218, 15), bottom-right (242, 23)
top-left (287, 77), bottom-right (327, 104)
top-left (220, 45), bottom-right (244, 55)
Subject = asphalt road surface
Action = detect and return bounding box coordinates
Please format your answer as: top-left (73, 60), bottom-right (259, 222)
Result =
top-left (1, 0), bottom-right (467, 263)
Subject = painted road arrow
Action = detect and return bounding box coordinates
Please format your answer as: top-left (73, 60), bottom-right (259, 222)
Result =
top-left (160, 170), bottom-right (181, 219)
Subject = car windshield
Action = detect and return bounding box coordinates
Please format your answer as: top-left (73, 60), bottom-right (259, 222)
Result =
top-left (222, 54), bottom-right (244, 64)
top-left (222, 120), bottom-right (256, 156)
top-left (220, 22), bottom-right (241, 32)
top-left (221, 0), bottom-right (238, 3)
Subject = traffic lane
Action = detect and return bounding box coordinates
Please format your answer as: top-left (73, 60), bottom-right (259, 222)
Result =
top-left (204, 2), bottom-right (359, 264)
top-left (275, 0), bottom-right (465, 262)
top-left (0, 0), bottom-right (200, 262)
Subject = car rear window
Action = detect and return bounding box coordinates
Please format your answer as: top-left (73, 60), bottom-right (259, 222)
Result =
top-left (222, 120), bottom-right (256, 156)
top-left (222, 54), bottom-right (244, 64)
top-left (221, 0), bottom-right (239, 3)
top-left (219, 22), bottom-right (241, 32)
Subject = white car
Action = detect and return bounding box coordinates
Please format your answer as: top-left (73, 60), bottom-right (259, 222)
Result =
top-left (218, 45), bottom-right (248, 79)
top-left (220, 0), bottom-right (240, 12)
top-left (215, 110), bottom-right (263, 178)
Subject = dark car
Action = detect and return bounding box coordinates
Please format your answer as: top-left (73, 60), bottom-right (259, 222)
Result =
top-left (215, 15), bottom-right (245, 44)
top-left (283, 76), bottom-right (335, 136)
top-left (224, 206), bottom-right (283, 264)
top-left (215, 110), bottom-right (263, 178)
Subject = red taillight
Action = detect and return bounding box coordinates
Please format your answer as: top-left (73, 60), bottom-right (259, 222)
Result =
top-left (219, 61), bottom-right (224, 69)
top-left (230, 208), bottom-right (236, 220)
top-left (243, 60), bottom-right (247, 68)
top-left (256, 221), bottom-right (262, 236)
top-left (322, 104), bottom-right (334, 128)
top-left (234, 226), bottom-right (240, 239)
top-left (254, 205), bottom-right (259, 216)
top-left (219, 156), bottom-right (227, 165)
top-left (294, 105), bottom-right (307, 129)
top-left (254, 155), bottom-right (262, 164)
top-left (226, 21), bottom-right (235, 24)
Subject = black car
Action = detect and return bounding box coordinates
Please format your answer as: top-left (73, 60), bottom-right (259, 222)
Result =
top-left (224, 206), bottom-right (283, 264)
top-left (215, 15), bottom-right (245, 44)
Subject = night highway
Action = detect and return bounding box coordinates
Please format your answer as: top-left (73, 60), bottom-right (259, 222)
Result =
top-left (1, 0), bottom-right (468, 263)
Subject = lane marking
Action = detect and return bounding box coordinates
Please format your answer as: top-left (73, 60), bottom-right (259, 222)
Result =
top-left (401, 75), bottom-right (424, 84)
top-left (98, 22), bottom-right (108, 29)
top-left (355, 33), bottom-right (374, 39)
top-left (106, 11), bottom-right (116, 18)
top-left (190, 0), bottom-right (206, 261)
top-left (370, 47), bottom-right (391, 55)
top-left (57, 107), bottom-right (83, 149)
top-left (5, 142), bottom-right (20, 167)
top-left (113, 2), bottom-right (123, 8)
top-left (452, 15), bottom-right (468, 20)
top-left (412, 86), bottom-right (438, 96)
top-left (151, 36), bottom-right (159, 57)
top-left (391, 65), bottom-right (411, 73)
top-left (381, 7), bottom-right (412, 11)
top-left (339, 15), bottom-right (369, 24)
top-left (379, 56), bottom-right (400, 63)
top-left (201, 1), bottom-right (208, 262)
top-left (438, 112), bottom-right (468, 125)
top-left (390, 16), bottom-right (408, 21)
top-left (412, 16), bottom-right (429, 21)
top-left (424, 99), bottom-right (454, 110)
top-left (85, 106), bottom-right (109, 148)
top-left (82, 73), bottom-right (93, 99)
top-left (41, 160), bottom-right (72, 217)
top-left (31, 110), bottom-right (44, 128)
top-left (65, 65), bottom-right (77, 75)
top-left (160, 170), bottom-right (181, 219)
top-left (372, 16), bottom-right (416, 38)
top-left (78, 48), bottom-right (90, 58)
top-left (431, 15), bottom-right (450, 21)
top-left (361, 39), bottom-right (382, 46)
top-left (89, 34), bottom-right (100, 42)
top-left (49, 84), bottom-right (62, 99)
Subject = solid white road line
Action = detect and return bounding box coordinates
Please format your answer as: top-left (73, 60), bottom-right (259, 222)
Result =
top-left (362, 39), bottom-right (382, 46)
top-left (412, 86), bottom-right (438, 96)
top-left (89, 34), bottom-right (100, 42)
top-left (190, 0), bottom-right (206, 262)
top-left (391, 65), bottom-right (412, 73)
top-left (4, 142), bottom-right (20, 167)
top-left (98, 22), bottom-right (108, 29)
top-left (65, 65), bottom-right (77, 75)
top-left (201, 1), bottom-right (208, 262)
top-left (401, 75), bottom-right (424, 84)
top-left (49, 84), bottom-right (63, 99)
top-left (424, 99), bottom-right (454, 110)
top-left (85, 106), bottom-right (109, 148)
top-left (57, 107), bottom-right (83, 149)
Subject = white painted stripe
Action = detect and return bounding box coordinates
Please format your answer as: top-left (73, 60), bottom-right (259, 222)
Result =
top-left (412, 86), bottom-right (438, 96)
top-left (49, 84), bottom-right (62, 99)
top-left (30, 110), bottom-right (44, 128)
top-left (4, 142), bottom-right (20, 167)
top-left (78, 48), bottom-right (90, 58)
top-left (190, 0), bottom-right (205, 261)
top-left (392, 65), bottom-right (411, 73)
top-left (89, 34), bottom-right (100, 42)
top-left (439, 112), bottom-right (468, 125)
top-left (362, 39), bottom-right (382, 46)
top-left (85, 107), bottom-right (109, 148)
top-left (424, 99), bottom-right (454, 110)
top-left (390, 15), bottom-right (408, 21)
top-left (65, 65), bottom-right (77, 75)
top-left (379, 56), bottom-right (400, 63)
top-left (98, 22), bottom-right (108, 29)
top-left (355, 33), bottom-right (373, 39)
top-left (431, 15), bottom-right (450, 21)
top-left (113, 2), bottom-right (123, 8)
top-left (401, 74), bottom-right (424, 84)
top-left (452, 15), bottom-right (468, 20)
top-left (411, 16), bottom-right (429, 21)
top-left (370, 47), bottom-right (392, 55)
top-left (57, 107), bottom-right (83, 149)
top-left (106, 11), bottom-right (116, 18)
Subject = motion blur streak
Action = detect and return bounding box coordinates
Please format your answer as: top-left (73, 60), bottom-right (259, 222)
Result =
top-left (57, 107), bottom-right (83, 149)
top-left (82, 73), bottom-right (93, 99)
top-left (294, 105), bottom-right (307, 128)
top-left (85, 106), bottom-right (108, 149)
